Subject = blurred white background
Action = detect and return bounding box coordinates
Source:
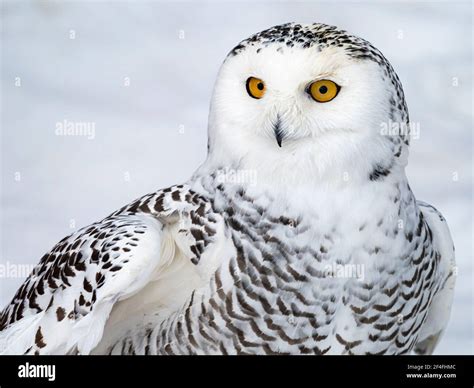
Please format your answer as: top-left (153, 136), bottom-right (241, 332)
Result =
top-left (1, 0), bottom-right (472, 354)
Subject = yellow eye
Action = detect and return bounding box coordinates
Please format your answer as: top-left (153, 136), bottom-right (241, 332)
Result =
top-left (308, 79), bottom-right (340, 103)
top-left (246, 77), bottom-right (266, 99)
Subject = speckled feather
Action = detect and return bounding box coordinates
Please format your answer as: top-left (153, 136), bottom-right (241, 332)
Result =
top-left (96, 172), bottom-right (454, 355)
top-left (0, 23), bottom-right (455, 355)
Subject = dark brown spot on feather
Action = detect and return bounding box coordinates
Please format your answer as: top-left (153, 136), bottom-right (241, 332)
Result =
top-left (35, 327), bottom-right (47, 348)
top-left (56, 307), bottom-right (65, 321)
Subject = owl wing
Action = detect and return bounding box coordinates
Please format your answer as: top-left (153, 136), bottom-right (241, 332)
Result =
top-left (413, 201), bottom-right (456, 355)
top-left (0, 185), bottom-right (219, 355)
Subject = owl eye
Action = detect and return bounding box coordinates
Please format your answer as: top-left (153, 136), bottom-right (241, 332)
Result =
top-left (246, 77), bottom-right (266, 99)
top-left (308, 79), bottom-right (340, 103)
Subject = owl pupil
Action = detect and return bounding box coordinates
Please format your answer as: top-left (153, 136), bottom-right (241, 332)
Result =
top-left (257, 82), bottom-right (264, 90)
top-left (319, 85), bottom-right (328, 94)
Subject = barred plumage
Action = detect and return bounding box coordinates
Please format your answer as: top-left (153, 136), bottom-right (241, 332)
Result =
top-left (0, 23), bottom-right (455, 355)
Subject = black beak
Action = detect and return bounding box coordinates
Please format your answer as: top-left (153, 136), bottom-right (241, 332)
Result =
top-left (273, 116), bottom-right (284, 148)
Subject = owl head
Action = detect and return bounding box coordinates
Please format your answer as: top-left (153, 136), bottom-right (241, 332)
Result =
top-left (205, 23), bottom-right (411, 186)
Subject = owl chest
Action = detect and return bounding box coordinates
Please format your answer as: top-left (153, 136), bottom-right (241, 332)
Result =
top-left (222, 196), bottom-right (404, 278)
top-left (185, 184), bottom-right (424, 353)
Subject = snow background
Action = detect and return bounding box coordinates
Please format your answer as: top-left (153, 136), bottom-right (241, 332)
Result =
top-left (1, 0), bottom-right (472, 354)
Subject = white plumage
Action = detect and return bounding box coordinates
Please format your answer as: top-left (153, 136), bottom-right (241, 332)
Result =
top-left (0, 23), bottom-right (455, 355)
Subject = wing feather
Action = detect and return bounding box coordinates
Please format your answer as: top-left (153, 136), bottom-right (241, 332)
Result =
top-left (414, 201), bottom-right (456, 354)
top-left (0, 213), bottom-right (164, 355)
top-left (0, 184), bottom-right (218, 354)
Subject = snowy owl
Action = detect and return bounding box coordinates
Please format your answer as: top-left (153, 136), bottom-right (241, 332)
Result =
top-left (0, 23), bottom-right (455, 355)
